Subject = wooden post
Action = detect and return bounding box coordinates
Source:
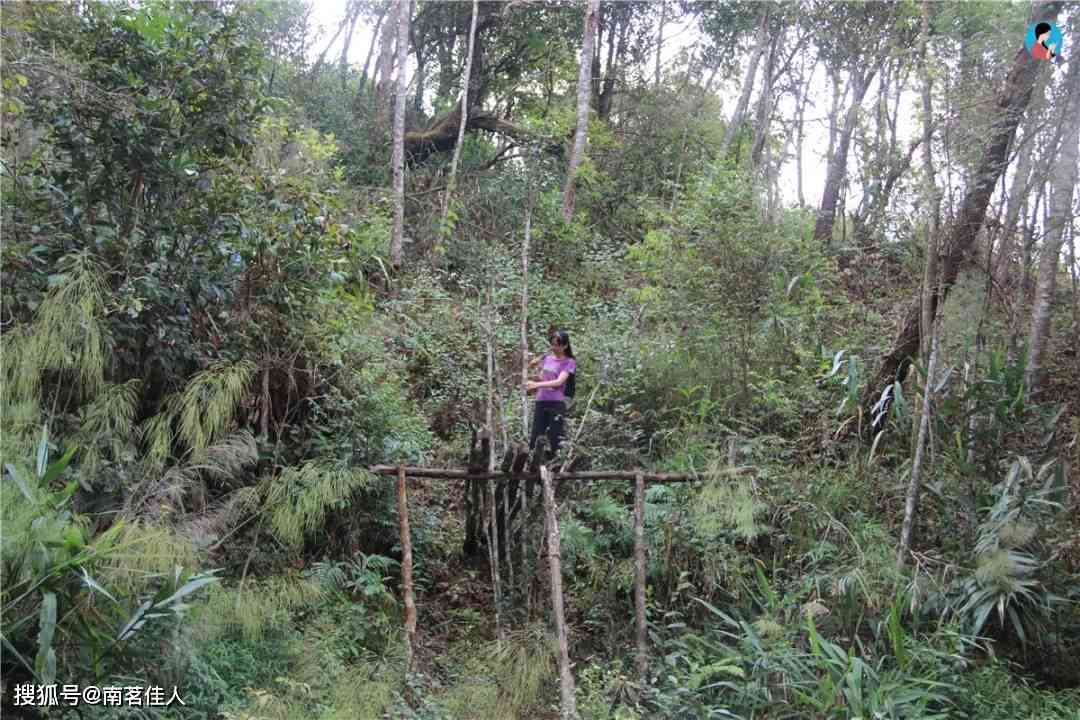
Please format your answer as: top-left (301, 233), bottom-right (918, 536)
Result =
top-left (542, 465), bottom-right (579, 719)
top-left (485, 290), bottom-right (505, 642)
top-left (633, 471), bottom-right (648, 685)
top-left (397, 465), bottom-right (417, 672)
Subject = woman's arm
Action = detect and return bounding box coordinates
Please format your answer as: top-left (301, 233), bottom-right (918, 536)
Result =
top-left (527, 370), bottom-right (569, 391)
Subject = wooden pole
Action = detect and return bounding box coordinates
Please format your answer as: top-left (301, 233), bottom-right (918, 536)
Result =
top-left (369, 466), bottom-right (752, 482)
top-left (542, 465), bottom-right (579, 719)
top-left (633, 471), bottom-right (648, 685)
top-left (397, 465), bottom-right (417, 672)
top-left (898, 323), bottom-right (939, 568)
top-left (485, 289), bottom-right (505, 642)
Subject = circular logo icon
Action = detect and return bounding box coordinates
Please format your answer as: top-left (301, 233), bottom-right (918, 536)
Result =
top-left (1025, 21), bottom-right (1063, 62)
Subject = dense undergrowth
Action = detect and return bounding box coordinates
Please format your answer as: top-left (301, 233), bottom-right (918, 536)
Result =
top-left (2, 2), bottom-right (1079, 719)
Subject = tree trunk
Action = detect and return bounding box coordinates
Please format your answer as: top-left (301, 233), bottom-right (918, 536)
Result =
top-left (412, 54), bottom-right (426, 116)
top-left (563, 0), bottom-right (599, 222)
top-left (869, 1), bottom-right (1061, 402)
top-left (919, 0), bottom-right (940, 360)
top-left (435, 20), bottom-right (457, 103)
top-left (465, 1), bottom-right (488, 110)
top-left (441, 0), bottom-right (479, 227)
top-left (520, 185), bottom-right (533, 613)
top-left (898, 324), bottom-right (939, 567)
top-left (718, 11), bottom-right (769, 160)
top-left (377, 2), bottom-right (400, 106)
top-left (596, 5), bottom-right (627, 121)
top-left (542, 465), bottom-right (579, 719)
top-left (813, 66), bottom-right (878, 245)
top-left (397, 466), bottom-right (417, 671)
top-left (310, 6), bottom-right (351, 78)
top-left (633, 471), bottom-right (648, 684)
top-left (654, 1), bottom-right (666, 88)
top-left (360, 6), bottom-right (387, 86)
top-left (485, 292), bottom-right (504, 642)
top-left (795, 60), bottom-right (811, 207)
top-left (750, 32), bottom-right (779, 167)
top-left (339, 1), bottom-right (361, 89)
top-left (390, 0), bottom-right (410, 270)
top-left (993, 124), bottom-right (1036, 289)
top-left (1025, 19), bottom-right (1080, 395)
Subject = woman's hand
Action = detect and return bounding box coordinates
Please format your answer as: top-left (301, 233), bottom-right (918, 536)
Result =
top-left (526, 381), bottom-right (539, 393)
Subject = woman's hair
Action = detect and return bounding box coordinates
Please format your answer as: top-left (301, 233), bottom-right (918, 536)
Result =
top-left (1035, 22), bottom-right (1052, 40)
top-left (554, 330), bottom-right (575, 359)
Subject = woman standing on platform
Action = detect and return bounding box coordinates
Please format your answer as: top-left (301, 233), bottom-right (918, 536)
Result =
top-left (526, 329), bottom-right (576, 457)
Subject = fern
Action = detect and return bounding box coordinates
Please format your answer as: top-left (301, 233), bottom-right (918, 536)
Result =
top-left (145, 360), bottom-right (256, 465)
top-left (261, 461), bottom-right (373, 547)
top-left (1, 252), bottom-right (111, 450)
top-left (127, 431), bottom-right (258, 518)
top-left (75, 379), bottom-right (142, 482)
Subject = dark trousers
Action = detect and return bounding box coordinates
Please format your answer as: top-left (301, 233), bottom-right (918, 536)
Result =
top-left (529, 401), bottom-right (566, 456)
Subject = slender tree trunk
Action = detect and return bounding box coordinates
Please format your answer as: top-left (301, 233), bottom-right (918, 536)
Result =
top-left (390, 0), bottom-right (410, 269)
top-left (718, 11), bottom-right (769, 160)
top-left (1067, 221), bottom-right (1078, 352)
top-left (898, 323), bottom-right (939, 568)
top-left (260, 364), bottom-right (270, 440)
top-left (994, 125), bottom-right (1037, 289)
top-left (465, 2), bottom-right (487, 109)
top-left (826, 68), bottom-right (844, 165)
top-left (310, 6), bottom-right (351, 78)
top-left (360, 6), bottom-right (387, 86)
top-left (397, 466), bottom-right (417, 671)
top-left (596, 4), bottom-right (622, 121)
top-left (520, 186), bottom-right (533, 616)
top-left (654, 1), bottom-right (666, 88)
top-left (633, 471), bottom-right (648, 684)
top-left (542, 465), bottom-right (579, 719)
top-left (339, 1), bottom-right (361, 89)
top-left (919, 1), bottom-right (939, 361)
top-left (1025, 20), bottom-right (1080, 395)
top-left (441, 0), bottom-right (479, 227)
top-left (869, 2), bottom-right (1062, 402)
top-left (795, 60), bottom-right (812, 207)
top-left (377, 2), bottom-right (400, 106)
top-left (563, 0), bottom-right (600, 222)
top-left (485, 290), bottom-right (504, 642)
top-left (750, 32), bottom-right (779, 167)
top-left (813, 66), bottom-right (878, 245)
top-left (413, 54), bottom-right (426, 115)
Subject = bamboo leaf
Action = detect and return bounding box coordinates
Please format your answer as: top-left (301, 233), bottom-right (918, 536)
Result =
top-left (35, 592), bottom-right (57, 684)
top-left (5, 463), bottom-right (36, 503)
top-left (153, 573), bottom-right (219, 610)
top-left (36, 426), bottom-right (50, 479)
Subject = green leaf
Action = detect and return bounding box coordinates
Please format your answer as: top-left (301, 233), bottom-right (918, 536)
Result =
top-left (152, 572), bottom-right (219, 610)
top-left (35, 592), bottom-right (58, 684)
top-left (36, 426), bottom-right (50, 479)
top-left (81, 569), bottom-right (117, 604)
top-left (42, 446), bottom-right (78, 485)
top-left (5, 464), bottom-right (36, 503)
top-left (116, 599), bottom-right (153, 642)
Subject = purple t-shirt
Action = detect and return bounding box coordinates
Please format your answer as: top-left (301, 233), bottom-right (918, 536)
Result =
top-left (536, 355), bottom-right (576, 402)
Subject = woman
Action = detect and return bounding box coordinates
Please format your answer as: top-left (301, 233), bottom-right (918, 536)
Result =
top-left (1031, 22), bottom-right (1058, 61)
top-left (526, 329), bottom-right (576, 457)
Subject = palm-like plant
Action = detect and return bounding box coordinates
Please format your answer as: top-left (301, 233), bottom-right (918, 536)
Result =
top-left (957, 457), bottom-right (1063, 645)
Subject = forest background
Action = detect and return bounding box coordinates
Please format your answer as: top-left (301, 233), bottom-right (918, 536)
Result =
top-left (2, 1), bottom-right (1080, 718)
